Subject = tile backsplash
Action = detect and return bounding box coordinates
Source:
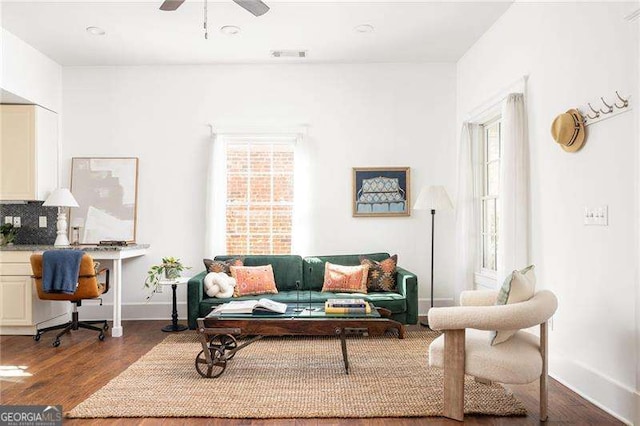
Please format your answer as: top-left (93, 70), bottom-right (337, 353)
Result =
top-left (0, 202), bottom-right (58, 245)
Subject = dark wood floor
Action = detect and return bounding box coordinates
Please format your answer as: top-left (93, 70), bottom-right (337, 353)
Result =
top-left (0, 320), bottom-right (622, 425)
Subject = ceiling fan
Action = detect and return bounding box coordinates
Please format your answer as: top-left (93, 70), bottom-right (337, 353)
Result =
top-left (160, 0), bottom-right (270, 17)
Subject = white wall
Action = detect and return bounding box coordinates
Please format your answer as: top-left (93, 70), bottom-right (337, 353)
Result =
top-left (61, 63), bottom-right (457, 321)
top-left (457, 3), bottom-right (638, 423)
top-left (0, 28), bottom-right (62, 112)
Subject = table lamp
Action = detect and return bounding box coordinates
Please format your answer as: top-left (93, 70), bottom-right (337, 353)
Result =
top-left (43, 188), bottom-right (79, 246)
top-left (413, 185), bottom-right (454, 327)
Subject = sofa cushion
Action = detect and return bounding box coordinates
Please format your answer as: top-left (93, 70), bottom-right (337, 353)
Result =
top-left (360, 254), bottom-right (398, 292)
top-left (231, 265), bottom-right (278, 297)
top-left (200, 290), bottom-right (406, 315)
top-left (303, 253), bottom-right (390, 290)
top-left (215, 255), bottom-right (303, 291)
top-left (203, 257), bottom-right (243, 275)
top-left (321, 262), bottom-right (369, 293)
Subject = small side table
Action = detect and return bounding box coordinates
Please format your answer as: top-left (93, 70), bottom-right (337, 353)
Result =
top-left (159, 277), bottom-right (190, 332)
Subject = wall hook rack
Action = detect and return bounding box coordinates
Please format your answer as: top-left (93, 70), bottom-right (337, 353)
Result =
top-left (579, 91), bottom-right (631, 127)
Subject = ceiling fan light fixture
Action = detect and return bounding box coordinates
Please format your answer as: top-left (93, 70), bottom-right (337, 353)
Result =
top-left (354, 24), bottom-right (374, 34)
top-left (220, 25), bottom-right (241, 35)
top-left (86, 26), bottom-right (106, 36)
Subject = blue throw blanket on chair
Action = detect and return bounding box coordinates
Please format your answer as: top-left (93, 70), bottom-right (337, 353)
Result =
top-left (42, 250), bottom-right (84, 294)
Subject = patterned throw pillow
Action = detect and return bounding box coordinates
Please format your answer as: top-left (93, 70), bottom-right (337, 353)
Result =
top-left (360, 254), bottom-right (398, 292)
top-left (490, 265), bottom-right (536, 345)
top-left (203, 257), bottom-right (244, 275)
top-left (321, 262), bottom-right (369, 293)
top-left (230, 265), bottom-right (278, 297)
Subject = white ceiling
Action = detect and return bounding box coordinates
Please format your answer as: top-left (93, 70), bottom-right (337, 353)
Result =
top-left (1, 1), bottom-right (512, 65)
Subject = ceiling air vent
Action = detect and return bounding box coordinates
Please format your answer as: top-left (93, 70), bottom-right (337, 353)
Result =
top-left (271, 50), bottom-right (307, 58)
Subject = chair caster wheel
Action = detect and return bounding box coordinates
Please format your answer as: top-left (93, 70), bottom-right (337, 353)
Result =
top-left (34, 333), bottom-right (41, 341)
top-left (103, 323), bottom-right (109, 331)
top-left (98, 333), bottom-right (105, 341)
top-left (52, 339), bottom-right (61, 347)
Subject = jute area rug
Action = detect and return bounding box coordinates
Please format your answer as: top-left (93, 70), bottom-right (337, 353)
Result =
top-left (67, 329), bottom-right (526, 419)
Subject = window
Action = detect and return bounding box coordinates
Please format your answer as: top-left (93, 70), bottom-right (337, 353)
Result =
top-left (480, 118), bottom-right (502, 277)
top-left (225, 140), bottom-right (295, 255)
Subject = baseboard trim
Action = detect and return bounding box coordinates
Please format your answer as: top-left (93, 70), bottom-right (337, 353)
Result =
top-left (77, 302), bottom-right (186, 321)
top-left (418, 297), bottom-right (454, 315)
top-left (550, 355), bottom-right (638, 425)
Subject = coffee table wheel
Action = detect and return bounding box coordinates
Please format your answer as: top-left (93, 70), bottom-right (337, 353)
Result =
top-left (209, 334), bottom-right (238, 360)
top-left (195, 347), bottom-right (227, 378)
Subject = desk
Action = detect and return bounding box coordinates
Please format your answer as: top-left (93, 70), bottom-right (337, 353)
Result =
top-left (86, 245), bottom-right (149, 337)
top-left (0, 244), bottom-right (149, 337)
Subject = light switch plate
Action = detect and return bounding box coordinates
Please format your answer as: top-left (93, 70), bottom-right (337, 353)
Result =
top-left (4, 216), bottom-right (12, 224)
top-left (584, 206), bottom-right (608, 226)
top-left (39, 216), bottom-right (47, 228)
top-left (12, 217), bottom-right (21, 228)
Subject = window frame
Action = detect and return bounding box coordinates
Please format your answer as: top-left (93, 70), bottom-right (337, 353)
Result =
top-left (223, 136), bottom-right (296, 255)
top-left (474, 116), bottom-right (502, 289)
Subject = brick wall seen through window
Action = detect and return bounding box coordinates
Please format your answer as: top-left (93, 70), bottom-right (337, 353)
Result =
top-left (226, 141), bottom-right (294, 255)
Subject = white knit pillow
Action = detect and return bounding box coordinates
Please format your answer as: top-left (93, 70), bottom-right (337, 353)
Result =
top-left (490, 265), bottom-right (536, 345)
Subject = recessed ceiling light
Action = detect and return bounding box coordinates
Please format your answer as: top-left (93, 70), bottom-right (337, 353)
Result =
top-left (354, 24), bottom-right (374, 34)
top-left (220, 25), bottom-right (241, 36)
top-left (86, 26), bottom-right (106, 36)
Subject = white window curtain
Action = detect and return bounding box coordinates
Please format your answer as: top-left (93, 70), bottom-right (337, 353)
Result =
top-left (453, 122), bottom-right (482, 298)
top-left (497, 93), bottom-right (530, 284)
top-left (290, 137), bottom-right (311, 255)
top-left (204, 134), bottom-right (227, 257)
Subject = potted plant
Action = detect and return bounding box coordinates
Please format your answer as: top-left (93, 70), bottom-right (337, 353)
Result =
top-left (144, 256), bottom-right (190, 299)
top-left (0, 223), bottom-right (18, 246)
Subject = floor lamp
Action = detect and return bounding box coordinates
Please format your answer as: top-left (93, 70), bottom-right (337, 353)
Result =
top-left (414, 185), bottom-right (454, 328)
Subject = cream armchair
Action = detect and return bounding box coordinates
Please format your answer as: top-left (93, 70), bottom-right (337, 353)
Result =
top-left (427, 289), bottom-right (558, 422)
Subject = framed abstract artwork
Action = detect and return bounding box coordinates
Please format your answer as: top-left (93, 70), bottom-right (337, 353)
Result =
top-left (352, 167), bottom-right (410, 217)
top-left (69, 157), bottom-right (139, 243)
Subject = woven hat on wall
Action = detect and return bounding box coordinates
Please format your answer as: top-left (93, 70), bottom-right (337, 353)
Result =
top-left (550, 109), bottom-right (586, 152)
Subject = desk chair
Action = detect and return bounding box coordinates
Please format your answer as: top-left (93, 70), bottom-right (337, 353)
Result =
top-left (31, 253), bottom-right (110, 347)
top-left (428, 290), bottom-right (558, 422)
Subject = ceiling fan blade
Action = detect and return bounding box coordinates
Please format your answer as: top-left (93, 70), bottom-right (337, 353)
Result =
top-left (159, 0), bottom-right (186, 11)
top-left (232, 0), bottom-right (270, 17)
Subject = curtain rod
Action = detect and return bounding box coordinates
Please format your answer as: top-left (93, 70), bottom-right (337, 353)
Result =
top-left (465, 75), bottom-right (529, 123)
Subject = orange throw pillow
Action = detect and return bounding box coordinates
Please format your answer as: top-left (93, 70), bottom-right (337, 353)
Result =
top-left (230, 265), bottom-right (278, 297)
top-left (321, 262), bottom-right (369, 293)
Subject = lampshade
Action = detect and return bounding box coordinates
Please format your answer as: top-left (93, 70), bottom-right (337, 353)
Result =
top-left (43, 188), bottom-right (79, 208)
top-left (413, 185), bottom-right (454, 211)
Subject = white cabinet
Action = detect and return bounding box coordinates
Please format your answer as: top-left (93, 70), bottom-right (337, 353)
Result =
top-left (0, 104), bottom-right (58, 201)
top-left (0, 251), bottom-right (68, 335)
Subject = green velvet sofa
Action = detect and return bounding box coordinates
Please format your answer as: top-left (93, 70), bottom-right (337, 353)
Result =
top-left (187, 253), bottom-right (418, 329)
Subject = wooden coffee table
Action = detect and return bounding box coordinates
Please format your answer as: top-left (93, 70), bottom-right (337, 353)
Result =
top-left (195, 303), bottom-right (405, 378)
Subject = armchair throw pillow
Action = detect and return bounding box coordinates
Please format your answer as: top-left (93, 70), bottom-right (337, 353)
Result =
top-left (321, 262), bottom-right (369, 293)
top-left (490, 265), bottom-right (536, 345)
top-left (230, 265), bottom-right (278, 297)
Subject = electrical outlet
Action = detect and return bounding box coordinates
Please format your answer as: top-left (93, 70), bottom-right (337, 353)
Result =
top-left (13, 217), bottom-right (21, 228)
top-left (155, 286), bottom-right (163, 293)
top-left (4, 216), bottom-right (12, 224)
top-left (39, 216), bottom-right (47, 228)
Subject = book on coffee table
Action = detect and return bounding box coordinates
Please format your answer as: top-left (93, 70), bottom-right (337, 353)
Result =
top-left (326, 298), bottom-right (367, 308)
top-left (324, 301), bottom-right (372, 314)
top-left (213, 299), bottom-right (288, 315)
